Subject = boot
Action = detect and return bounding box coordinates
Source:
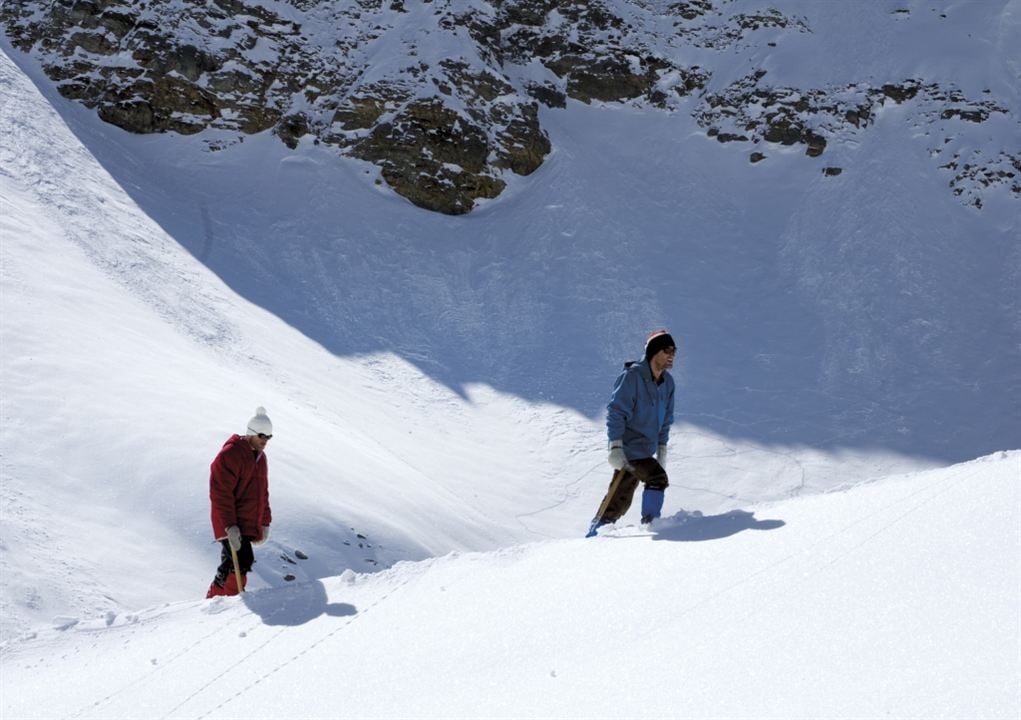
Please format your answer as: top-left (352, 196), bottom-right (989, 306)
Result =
top-left (222, 572), bottom-right (247, 595)
top-left (640, 488), bottom-right (665, 525)
top-left (205, 572), bottom-right (246, 598)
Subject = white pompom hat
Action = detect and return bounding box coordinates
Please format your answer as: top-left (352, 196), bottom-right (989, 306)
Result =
top-left (246, 406), bottom-right (273, 436)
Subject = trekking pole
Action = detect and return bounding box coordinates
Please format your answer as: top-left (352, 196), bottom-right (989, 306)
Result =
top-left (586, 465), bottom-right (632, 537)
top-left (229, 543), bottom-right (245, 594)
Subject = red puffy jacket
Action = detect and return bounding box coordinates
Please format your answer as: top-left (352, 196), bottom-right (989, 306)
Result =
top-left (209, 434), bottom-right (272, 541)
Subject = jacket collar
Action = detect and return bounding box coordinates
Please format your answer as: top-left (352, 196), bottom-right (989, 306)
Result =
top-left (637, 359), bottom-right (667, 385)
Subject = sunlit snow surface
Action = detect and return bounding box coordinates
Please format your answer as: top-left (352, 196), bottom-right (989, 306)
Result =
top-left (1, 1), bottom-right (1020, 717)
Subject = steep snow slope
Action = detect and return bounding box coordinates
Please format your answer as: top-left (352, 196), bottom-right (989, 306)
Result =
top-left (0, 46), bottom-right (597, 637)
top-left (2, 452), bottom-right (1017, 720)
top-left (2, 45), bottom-right (921, 640)
top-left (4, 0), bottom-right (1019, 461)
top-left (3, 0), bottom-right (1020, 649)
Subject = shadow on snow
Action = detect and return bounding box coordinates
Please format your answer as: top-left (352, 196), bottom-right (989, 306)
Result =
top-left (243, 579), bottom-right (357, 627)
top-left (652, 509), bottom-right (785, 542)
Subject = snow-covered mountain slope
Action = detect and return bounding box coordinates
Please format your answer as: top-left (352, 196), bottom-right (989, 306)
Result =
top-left (0, 45), bottom-right (607, 638)
top-left (4, 41), bottom-right (916, 640)
top-left (4, 0), bottom-right (1019, 465)
top-left (1, 0), bottom-right (1019, 673)
top-left (2, 452), bottom-right (1017, 720)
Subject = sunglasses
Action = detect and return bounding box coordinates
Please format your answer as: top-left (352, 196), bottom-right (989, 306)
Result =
top-left (257, 433), bottom-right (273, 440)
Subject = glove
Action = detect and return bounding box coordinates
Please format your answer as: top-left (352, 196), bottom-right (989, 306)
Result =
top-left (226, 525), bottom-right (242, 552)
top-left (657, 444), bottom-right (668, 469)
top-left (254, 525), bottom-right (271, 546)
top-left (608, 440), bottom-right (627, 470)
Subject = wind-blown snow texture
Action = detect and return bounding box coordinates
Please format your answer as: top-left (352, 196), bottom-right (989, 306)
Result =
top-left (1, 1), bottom-right (1020, 718)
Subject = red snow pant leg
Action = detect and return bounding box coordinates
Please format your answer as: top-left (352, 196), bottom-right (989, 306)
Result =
top-left (205, 538), bottom-right (254, 598)
top-left (596, 458), bottom-right (669, 524)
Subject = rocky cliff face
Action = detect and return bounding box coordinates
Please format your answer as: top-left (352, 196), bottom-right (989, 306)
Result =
top-left (3, 0), bottom-right (1018, 213)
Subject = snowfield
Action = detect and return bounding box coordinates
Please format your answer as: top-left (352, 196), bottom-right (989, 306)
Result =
top-left (2, 0), bottom-right (1020, 717)
top-left (2, 453), bottom-right (1018, 719)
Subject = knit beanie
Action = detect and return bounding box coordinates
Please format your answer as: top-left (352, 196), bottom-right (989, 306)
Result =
top-left (246, 406), bottom-right (273, 436)
top-left (644, 330), bottom-right (676, 362)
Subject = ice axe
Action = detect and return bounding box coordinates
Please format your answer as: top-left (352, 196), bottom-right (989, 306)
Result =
top-left (229, 542), bottom-right (245, 594)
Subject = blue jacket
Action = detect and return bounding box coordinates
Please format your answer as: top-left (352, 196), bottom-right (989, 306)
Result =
top-left (606, 360), bottom-right (675, 461)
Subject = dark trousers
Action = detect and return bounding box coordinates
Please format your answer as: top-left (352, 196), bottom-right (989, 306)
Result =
top-left (596, 458), bottom-right (669, 523)
top-left (211, 538), bottom-right (255, 589)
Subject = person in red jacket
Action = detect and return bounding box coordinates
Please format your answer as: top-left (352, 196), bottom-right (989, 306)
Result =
top-left (205, 407), bottom-right (274, 598)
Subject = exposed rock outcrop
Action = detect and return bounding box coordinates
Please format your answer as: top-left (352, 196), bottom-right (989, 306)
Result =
top-left (1, 0), bottom-right (1017, 213)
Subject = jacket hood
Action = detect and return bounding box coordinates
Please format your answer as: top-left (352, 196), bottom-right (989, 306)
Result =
top-left (625, 358), bottom-right (660, 377)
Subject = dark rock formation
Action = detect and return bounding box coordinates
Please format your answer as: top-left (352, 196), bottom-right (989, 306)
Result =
top-left (1, 0), bottom-right (1017, 212)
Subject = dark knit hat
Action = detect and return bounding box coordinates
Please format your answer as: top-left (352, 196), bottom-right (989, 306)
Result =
top-left (644, 329), bottom-right (676, 362)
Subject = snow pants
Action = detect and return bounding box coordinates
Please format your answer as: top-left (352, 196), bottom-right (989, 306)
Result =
top-left (595, 458), bottom-right (669, 524)
top-left (206, 538), bottom-right (255, 598)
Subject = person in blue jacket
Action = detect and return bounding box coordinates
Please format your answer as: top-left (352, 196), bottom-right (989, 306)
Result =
top-left (586, 329), bottom-right (676, 537)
